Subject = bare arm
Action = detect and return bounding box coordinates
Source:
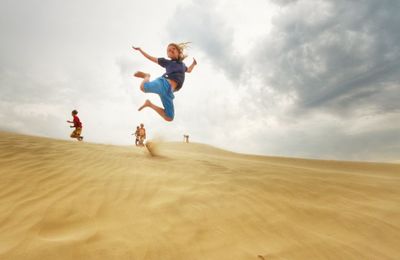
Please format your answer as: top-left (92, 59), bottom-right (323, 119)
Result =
top-left (132, 46), bottom-right (158, 64)
top-left (186, 58), bottom-right (197, 73)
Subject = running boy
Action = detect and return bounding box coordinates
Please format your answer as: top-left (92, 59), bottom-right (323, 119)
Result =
top-left (132, 42), bottom-right (197, 121)
top-left (67, 110), bottom-right (83, 141)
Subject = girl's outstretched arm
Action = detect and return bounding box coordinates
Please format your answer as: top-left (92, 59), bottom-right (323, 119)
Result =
top-left (186, 58), bottom-right (197, 73)
top-left (132, 46), bottom-right (158, 64)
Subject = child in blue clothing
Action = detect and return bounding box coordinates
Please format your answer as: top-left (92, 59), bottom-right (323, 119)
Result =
top-left (132, 43), bottom-right (197, 121)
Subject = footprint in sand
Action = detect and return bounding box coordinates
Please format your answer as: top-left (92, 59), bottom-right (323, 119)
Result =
top-left (38, 210), bottom-right (97, 242)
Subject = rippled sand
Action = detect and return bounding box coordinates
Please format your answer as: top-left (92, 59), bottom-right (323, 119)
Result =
top-left (0, 132), bottom-right (399, 259)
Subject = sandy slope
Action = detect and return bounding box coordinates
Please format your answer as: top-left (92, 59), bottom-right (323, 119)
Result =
top-left (0, 131), bottom-right (399, 260)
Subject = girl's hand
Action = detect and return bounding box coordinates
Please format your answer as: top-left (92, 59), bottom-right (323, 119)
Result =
top-left (132, 46), bottom-right (141, 51)
top-left (193, 58), bottom-right (197, 65)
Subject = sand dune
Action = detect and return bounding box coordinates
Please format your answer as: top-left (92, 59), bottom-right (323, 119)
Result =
top-left (0, 131), bottom-right (399, 260)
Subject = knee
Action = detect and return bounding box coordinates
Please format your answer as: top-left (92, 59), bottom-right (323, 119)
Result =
top-left (140, 84), bottom-right (146, 92)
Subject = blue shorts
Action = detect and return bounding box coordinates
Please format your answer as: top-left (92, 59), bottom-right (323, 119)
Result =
top-left (143, 77), bottom-right (175, 119)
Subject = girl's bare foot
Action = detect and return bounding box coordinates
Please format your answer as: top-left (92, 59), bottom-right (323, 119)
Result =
top-left (134, 71), bottom-right (150, 78)
top-left (138, 99), bottom-right (152, 111)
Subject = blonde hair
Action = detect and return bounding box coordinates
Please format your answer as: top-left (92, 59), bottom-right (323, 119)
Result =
top-left (168, 42), bottom-right (191, 61)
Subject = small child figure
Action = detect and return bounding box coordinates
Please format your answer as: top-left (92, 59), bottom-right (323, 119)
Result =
top-left (132, 42), bottom-right (197, 121)
top-left (67, 110), bottom-right (83, 141)
top-left (132, 126), bottom-right (140, 146)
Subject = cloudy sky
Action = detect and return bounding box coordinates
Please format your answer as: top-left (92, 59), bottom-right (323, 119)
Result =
top-left (1, 0), bottom-right (399, 162)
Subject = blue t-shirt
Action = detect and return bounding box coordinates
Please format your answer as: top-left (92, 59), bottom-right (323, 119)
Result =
top-left (158, 58), bottom-right (187, 91)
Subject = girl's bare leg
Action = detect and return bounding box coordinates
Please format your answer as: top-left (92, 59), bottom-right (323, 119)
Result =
top-left (134, 71), bottom-right (151, 92)
top-left (138, 99), bottom-right (173, 122)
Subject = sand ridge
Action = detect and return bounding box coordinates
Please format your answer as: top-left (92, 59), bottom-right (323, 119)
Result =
top-left (0, 131), bottom-right (399, 259)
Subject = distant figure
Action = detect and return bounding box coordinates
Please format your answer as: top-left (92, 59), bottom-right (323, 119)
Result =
top-left (132, 42), bottom-right (197, 121)
top-left (67, 110), bottom-right (83, 141)
top-left (183, 134), bottom-right (189, 143)
top-left (138, 123), bottom-right (146, 146)
top-left (133, 126), bottom-right (140, 146)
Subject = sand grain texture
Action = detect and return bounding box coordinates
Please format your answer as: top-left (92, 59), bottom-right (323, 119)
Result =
top-left (0, 132), bottom-right (399, 259)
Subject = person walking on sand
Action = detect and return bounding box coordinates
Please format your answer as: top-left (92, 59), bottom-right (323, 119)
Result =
top-left (132, 42), bottom-right (197, 121)
top-left (67, 110), bottom-right (83, 141)
top-left (132, 126), bottom-right (140, 146)
top-left (138, 123), bottom-right (146, 146)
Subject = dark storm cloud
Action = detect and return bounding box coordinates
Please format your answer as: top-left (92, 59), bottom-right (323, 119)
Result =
top-left (170, 0), bottom-right (400, 116)
top-left (254, 0), bottom-right (400, 115)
